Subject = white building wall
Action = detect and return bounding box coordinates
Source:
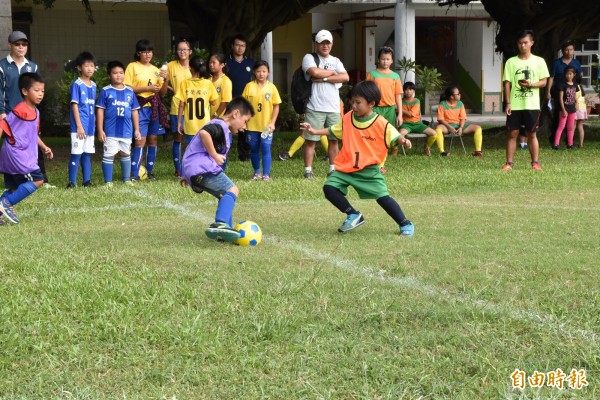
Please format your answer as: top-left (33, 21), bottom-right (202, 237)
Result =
top-left (456, 20), bottom-right (483, 87)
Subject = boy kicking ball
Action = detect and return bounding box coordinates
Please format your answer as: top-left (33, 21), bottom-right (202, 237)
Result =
top-left (301, 80), bottom-right (415, 236)
top-left (180, 97), bottom-right (254, 242)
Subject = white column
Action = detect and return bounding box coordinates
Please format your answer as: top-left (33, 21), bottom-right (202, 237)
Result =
top-left (261, 32), bottom-right (273, 81)
top-left (364, 27), bottom-right (376, 73)
top-left (395, 0), bottom-right (415, 82)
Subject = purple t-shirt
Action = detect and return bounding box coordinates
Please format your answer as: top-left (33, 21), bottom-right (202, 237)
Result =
top-left (0, 102), bottom-right (40, 174)
top-left (181, 118), bottom-right (231, 181)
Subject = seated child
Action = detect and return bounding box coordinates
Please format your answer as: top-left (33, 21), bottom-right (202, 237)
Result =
top-left (436, 86), bottom-right (483, 156)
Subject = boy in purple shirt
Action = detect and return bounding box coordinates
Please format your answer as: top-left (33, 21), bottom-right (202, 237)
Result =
top-left (0, 73), bottom-right (53, 224)
top-left (180, 97), bottom-right (254, 242)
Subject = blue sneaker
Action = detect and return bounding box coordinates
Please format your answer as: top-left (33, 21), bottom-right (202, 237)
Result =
top-left (205, 222), bottom-right (241, 242)
top-left (338, 212), bottom-right (365, 233)
top-left (0, 197), bottom-right (19, 224)
top-left (400, 222), bottom-right (414, 237)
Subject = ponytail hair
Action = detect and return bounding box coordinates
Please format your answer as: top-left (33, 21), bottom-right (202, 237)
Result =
top-left (190, 56), bottom-right (210, 79)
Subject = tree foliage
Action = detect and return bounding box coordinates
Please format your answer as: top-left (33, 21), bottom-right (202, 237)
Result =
top-left (437, 0), bottom-right (600, 60)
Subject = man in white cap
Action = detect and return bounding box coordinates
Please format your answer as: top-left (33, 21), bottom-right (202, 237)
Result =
top-left (301, 29), bottom-right (349, 178)
top-left (0, 31), bottom-right (54, 187)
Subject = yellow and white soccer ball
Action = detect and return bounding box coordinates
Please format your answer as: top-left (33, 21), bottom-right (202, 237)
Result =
top-left (234, 220), bottom-right (262, 247)
top-left (138, 165), bottom-right (148, 181)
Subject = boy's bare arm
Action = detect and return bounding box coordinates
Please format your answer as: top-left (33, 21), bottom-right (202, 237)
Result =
top-left (38, 137), bottom-right (53, 160)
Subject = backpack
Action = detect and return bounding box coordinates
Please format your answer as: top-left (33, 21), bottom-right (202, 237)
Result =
top-left (290, 53), bottom-right (320, 114)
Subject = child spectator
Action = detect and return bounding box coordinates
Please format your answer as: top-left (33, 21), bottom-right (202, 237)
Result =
top-left (436, 86), bottom-right (483, 156)
top-left (300, 80), bottom-right (414, 236)
top-left (209, 53), bottom-right (232, 119)
top-left (167, 39), bottom-right (192, 177)
top-left (0, 73), bottom-right (53, 224)
top-left (66, 51), bottom-right (96, 188)
top-left (399, 81), bottom-right (447, 156)
top-left (553, 65), bottom-right (578, 150)
top-left (242, 60), bottom-right (281, 181)
top-left (180, 97), bottom-right (255, 242)
top-left (96, 61), bottom-right (141, 186)
top-left (176, 56), bottom-right (218, 144)
top-left (575, 74), bottom-right (587, 148)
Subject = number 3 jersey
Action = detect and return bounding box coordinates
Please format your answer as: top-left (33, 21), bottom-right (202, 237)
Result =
top-left (242, 80), bottom-right (281, 132)
top-left (328, 111), bottom-right (401, 173)
top-left (96, 85), bottom-right (140, 138)
top-left (174, 78), bottom-right (218, 135)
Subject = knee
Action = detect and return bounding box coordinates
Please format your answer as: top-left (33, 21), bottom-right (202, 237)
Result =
top-left (228, 186), bottom-right (239, 197)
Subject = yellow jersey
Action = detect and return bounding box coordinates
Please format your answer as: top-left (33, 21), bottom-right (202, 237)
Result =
top-left (210, 74), bottom-right (233, 117)
top-left (167, 60), bottom-right (192, 115)
top-left (124, 61), bottom-right (161, 107)
top-left (174, 78), bottom-right (218, 135)
top-left (242, 80), bottom-right (281, 132)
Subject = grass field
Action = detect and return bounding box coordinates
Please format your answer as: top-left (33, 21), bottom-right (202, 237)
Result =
top-left (1, 127), bottom-right (599, 399)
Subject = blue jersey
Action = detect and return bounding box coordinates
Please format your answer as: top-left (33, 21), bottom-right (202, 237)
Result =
top-left (69, 78), bottom-right (96, 135)
top-left (96, 85), bottom-right (140, 138)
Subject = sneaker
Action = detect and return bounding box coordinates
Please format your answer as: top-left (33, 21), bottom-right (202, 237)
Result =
top-left (251, 173), bottom-right (263, 180)
top-left (531, 161), bottom-right (542, 170)
top-left (304, 171), bottom-right (314, 179)
top-left (501, 162), bottom-right (513, 171)
top-left (42, 182), bottom-right (56, 189)
top-left (205, 222), bottom-right (241, 242)
top-left (278, 151), bottom-right (290, 161)
top-left (130, 177), bottom-right (140, 183)
top-left (567, 145), bottom-right (574, 150)
top-left (338, 212), bottom-right (365, 233)
top-left (147, 173), bottom-right (156, 180)
top-left (82, 181), bottom-right (93, 188)
top-left (0, 197), bottom-right (19, 224)
top-left (440, 152), bottom-right (451, 157)
top-left (65, 182), bottom-right (76, 189)
top-left (400, 222), bottom-right (415, 237)
top-left (262, 175), bottom-right (272, 181)
top-left (423, 145), bottom-right (431, 156)
top-left (124, 180), bottom-right (134, 186)
top-left (520, 143), bottom-right (528, 150)
top-left (379, 167), bottom-right (387, 174)
top-left (552, 145), bottom-right (560, 150)
top-left (328, 169), bottom-right (335, 177)
top-left (472, 151), bottom-right (483, 157)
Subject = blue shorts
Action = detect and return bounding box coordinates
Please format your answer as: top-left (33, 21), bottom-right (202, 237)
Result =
top-left (170, 114), bottom-right (183, 133)
top-left (189, 171), bottom-right (234, 198)
top-left (4, 169), bottom-right (45, 190)
top-left (139, 107), bottom-right (165, 137)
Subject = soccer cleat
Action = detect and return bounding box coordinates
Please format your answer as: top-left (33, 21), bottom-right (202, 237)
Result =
top-left (501, 162), bottom-right (513, 171)
top-left (531, 161), bottom-right (542, 170)
top-left (400, 222), bottom-right (415, 237)
top-left (278, 151), bottom-right (290, 161)
top-left (251, 173), bottom-right (263, 180)
top-left (567, 145), bottom-right (574, 150)
top-left (440, 152), bottom-right (451, 157)
top-left (552, 145), bottom-right (560, 150)
top-left (83, 181), bottom-right (93, 188)
top-left (0, 197), bottom-right (19, 224)
top-left (472, 151), bottom-right (483, 157)
top-left (42, 182), bottom-right (56, 189)
top-left (205, 222), bottom-right (241, 242)
top-left (327, 170), bottom-right (335, 177)
top-left (304, 171), bottom-right (314, 179)
top-left (423, 145), bottom-right (431, 156)
top-left (65, 182), bottom-right (76, 189)
top-left (262, 175), bottom-right (272, 181)
top-left (147, 173), bottom-right (156, 180)
top-left (520, 143), bottom-right (528, 150)
top-left (338, 212), bottom-right (365, 233)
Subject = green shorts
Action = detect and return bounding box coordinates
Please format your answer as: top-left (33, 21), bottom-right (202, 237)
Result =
top-left (449, 122), bottom-right (471, 130)
top-left (400, 121), bottom-right (430, 134)
top-left (324, 165), bottom-right (389, 200)
top-left (303, 108), bottom-right (339, 142)
top-left (374, 105), bottom-right (397, 126)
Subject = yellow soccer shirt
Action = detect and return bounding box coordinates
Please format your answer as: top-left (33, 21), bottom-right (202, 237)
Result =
top-left (210, 74), bottom-right (233, 117)
top-left (242, 80), bottom-right (282, 132)
top-left (402, 98), bottom-right (421, 123)
top-left (329, 111), bottom-right (401, 173)
top-left (124, 61), bottom-right (161, 107)
top-left (167, 60), bottom-right (192, 115)
top-left (366, 69), bottom-right (403, 107)
top-left (437, 100), bottom-right (467, 125)
top-left (174, 78), bottom-right (218, 135)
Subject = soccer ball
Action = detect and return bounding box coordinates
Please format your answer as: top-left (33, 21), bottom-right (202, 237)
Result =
top-left (234, 220), bottom-right (262, 247)
top-left (138, 165), bottom-right (148, 181)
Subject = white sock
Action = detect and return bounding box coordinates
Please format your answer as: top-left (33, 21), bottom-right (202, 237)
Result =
top-left (329, 164), bottom-right (335, 172)
top-left (305, 167), bottom-right (312, 173)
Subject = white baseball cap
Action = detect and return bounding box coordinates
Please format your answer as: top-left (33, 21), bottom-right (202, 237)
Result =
top-left (315, 30), bottom-right (333, 44)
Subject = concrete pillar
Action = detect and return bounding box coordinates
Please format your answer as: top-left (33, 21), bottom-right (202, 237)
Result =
top-left (261, 31), bottom-right (273, 82)
top-left (364, 26), bottom-right (376, 73)
top-left (395, 0), bottom-right (415, 82)
top-left (0, 0), bottom-right (12, 58)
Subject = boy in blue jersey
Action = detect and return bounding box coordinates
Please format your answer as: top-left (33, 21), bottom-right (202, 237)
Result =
top-left (66, 51), bottom-right (96, 188)
top-left (0, 73), bottom-right (53, 225)
top-left (180, 97), bottom-right (254, 242)
top-left (96, 61), bottom-right (141, 186)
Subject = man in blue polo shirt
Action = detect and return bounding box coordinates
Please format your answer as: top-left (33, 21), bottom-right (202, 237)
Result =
top-left (226, 34), bottom-right (254, 161)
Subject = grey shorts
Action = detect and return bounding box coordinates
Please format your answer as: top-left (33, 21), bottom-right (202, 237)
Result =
top-left (303, 108), bottom-right (340, 142)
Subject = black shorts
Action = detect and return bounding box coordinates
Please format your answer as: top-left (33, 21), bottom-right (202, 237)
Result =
top-left (3, 169), bottom-right (44, 190)
top-left (506, 110), bottom-right (540, 132)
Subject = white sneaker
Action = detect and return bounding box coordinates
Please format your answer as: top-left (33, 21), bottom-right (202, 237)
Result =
top-left (42, 183), bottom-right (57, 189)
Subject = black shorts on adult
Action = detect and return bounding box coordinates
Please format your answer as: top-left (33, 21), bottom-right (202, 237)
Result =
top-left (506, 110), bottom-right (540, 132)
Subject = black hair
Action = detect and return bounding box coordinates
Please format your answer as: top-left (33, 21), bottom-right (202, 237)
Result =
top-left (190, 56), bottom-right (210, 79)
top-left (175, 38), bottom-right (192, 59)
top-left (232, 34), bottom-right (248, 45)
top-left (210, 53), bottom-right (229, 75)
top-left (75, 51), bottom-right (96, 67)
top-left (441, 85), bottom-right (459, 102)
top-left (564, 65), bottom-right (578, 80)
top-left (403, 81), bottom-right (416, 91)
top-left (19, 72), bottom-right (43, 94)
top-left (134, 39), bottom-right (154, 61)
top-left (225, 97), bottom-right (255, 117)
top-left (253, 60), bottom-right (270, 73)
top-left (517, 29), bottom-right (534, 41)
top-left (561, 40), bottom-right (575, 52)
top-left (377, 46), bottom-right (394, 60)
top-left (350, 80), bottom-right (381, 106)
top-left (106, 60), bottom-right (125, 74)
